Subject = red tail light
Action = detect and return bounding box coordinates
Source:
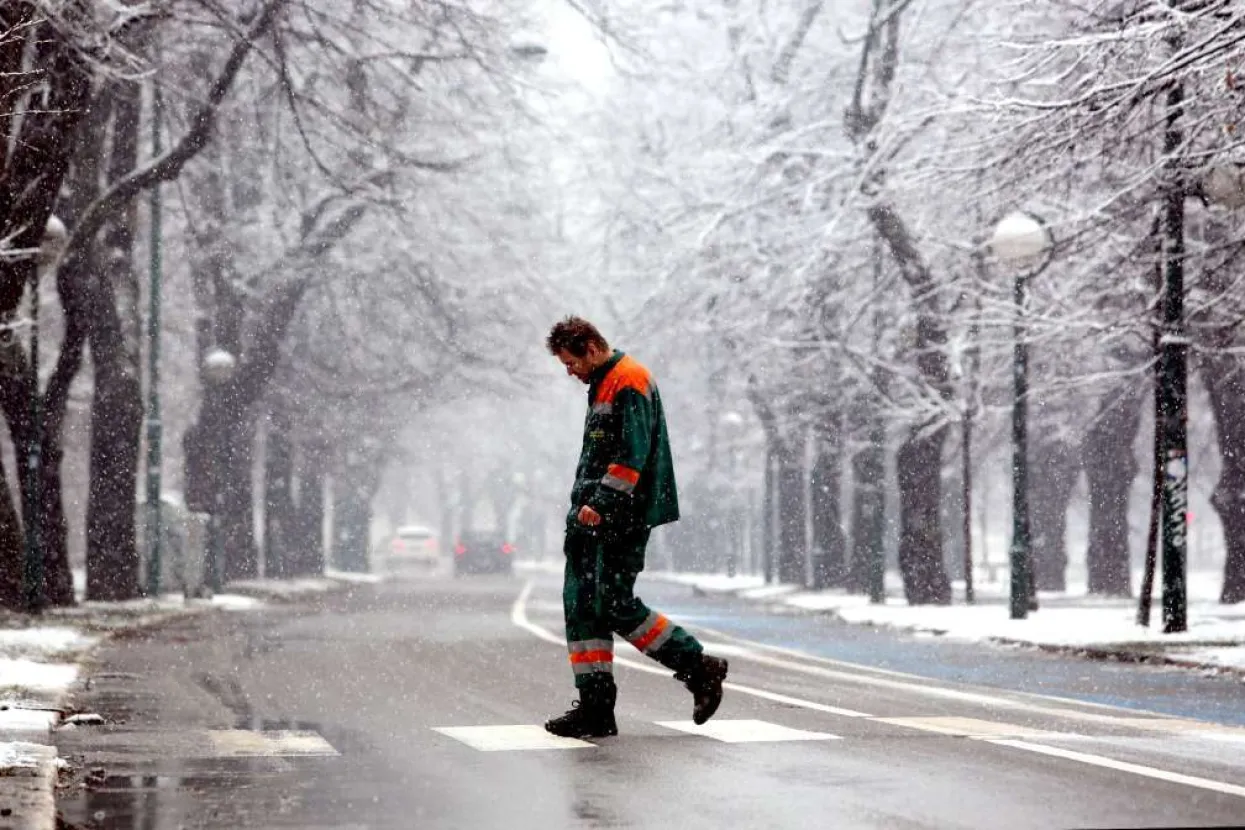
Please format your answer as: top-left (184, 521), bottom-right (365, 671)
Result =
top-left (501, 543), bottom-right (515, 555)
top-left (454, 543), bottom-right (467, 556)
top-left (391, 539), bottom-right (407, 554)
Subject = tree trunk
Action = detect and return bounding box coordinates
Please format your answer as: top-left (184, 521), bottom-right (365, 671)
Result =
top-left (184, 393), bottom-right (258, 582)
top-left (1029, 436), bottom-right (1081, 591)
top-left (896, 425), bottom-right (952, 604)
top-left (288, 439), bottom-right (327, 577)
top-left (0, 453), bottom-right (28, 609)
top-left (847, 421), bottom-right (886, 595)
top-left (0, 17), bottom-right (92, 606)
top-left (775, 433), bottom-right (806, 585)
top-left (38, 406), bottom-right (76, 606)
top-left (0, 73), bottom-right (115, 609)
top-left (762, 445), bottom-right (775, 583)
top-left (221, 415), bottom-right (257, 582)
top-left (810, 420), bottom-right (847, 589)
top-left (263, 403), bottom-right (295, 579)
top-left (85, 77), bottom-right (145, 602)
top-left (1200, 353), bottom-right (1245, 603)
top-left (331, 461), bottom-right (380, 573)
top-left (868, 206), bottom-right (954, 605)
top-left (1083, 386), bottom-right (1144, 597)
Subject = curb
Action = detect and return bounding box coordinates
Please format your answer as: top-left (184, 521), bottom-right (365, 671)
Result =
top-left (0, 743), bottom-right (57, 830)
top-left (989, 637), bottom-right (1245, 679)
top-left (222, 576), bottom-right (359, 604)
top-left (672, 578), bottom-right (1245, 681)
top-left (0, 574), bottom-right (361, 829)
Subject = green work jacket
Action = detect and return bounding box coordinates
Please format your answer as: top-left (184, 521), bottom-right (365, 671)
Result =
top-left (567, 351), bottom-right (680, 537)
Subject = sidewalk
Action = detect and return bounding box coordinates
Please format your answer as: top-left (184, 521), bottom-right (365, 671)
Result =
top-left (647, 566), bottom-right (1245, 676)
top-left (0, 571), bottom-right (369, 829)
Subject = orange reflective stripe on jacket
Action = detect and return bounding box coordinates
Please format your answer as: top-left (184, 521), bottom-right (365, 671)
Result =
top-left (568, 638), bottom-right (614, 675)
top-left (569, 650), bottom-right (614, 665)
top-left (602, 463), bottom-right (641, 494)
top-left (627, 612), bottom-right (673, 653)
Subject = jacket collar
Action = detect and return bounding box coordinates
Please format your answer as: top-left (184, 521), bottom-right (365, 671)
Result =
top-left (588, 350), bottom-right (625, 389)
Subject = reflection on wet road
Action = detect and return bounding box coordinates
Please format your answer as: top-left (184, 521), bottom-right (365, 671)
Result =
top-left (56, 571), bottom-right (1245, 829)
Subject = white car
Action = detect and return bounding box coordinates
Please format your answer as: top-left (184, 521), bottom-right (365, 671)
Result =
top-left (380, 525), bottom-right (441, 574)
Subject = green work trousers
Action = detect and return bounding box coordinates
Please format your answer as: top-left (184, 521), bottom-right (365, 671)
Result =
top-left (563, 527), bottom-right (703, 689)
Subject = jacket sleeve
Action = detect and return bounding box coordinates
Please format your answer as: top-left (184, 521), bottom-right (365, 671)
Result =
top-left (587, 386), bottom-right (653, 523)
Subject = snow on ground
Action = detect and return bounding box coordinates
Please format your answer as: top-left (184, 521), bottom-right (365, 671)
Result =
top-left (0, 627), bottom-right (95, 659)
top-left (0, 659), bottom-right (80, 695)
top-left (209, 594), bottom-right (266, 611)
top-left (325, 569), bottom-right (384, 584)
top-left (661, 564), bottom-right (1245, 674)
top-left (228, 578), bottom-right (337, 597)
top-left (0, 741), bottom-right (45, 776)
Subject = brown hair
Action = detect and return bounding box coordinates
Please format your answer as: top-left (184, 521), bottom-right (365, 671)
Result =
top-left (546, 316), bottom-right (610, 357)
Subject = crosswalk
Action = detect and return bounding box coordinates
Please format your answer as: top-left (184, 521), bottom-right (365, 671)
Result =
top-left (430, 714), bottom-right (1245, 753)
top-left (138, 715), bottom-right (1245, 758)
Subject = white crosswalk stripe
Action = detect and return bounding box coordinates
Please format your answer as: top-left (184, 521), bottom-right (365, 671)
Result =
top-left (207, 730), bottom-right (339, 757)
top-left (870, 717), bottom-right (1054, 739)
top-left (432, 725), bottom-right (595, 751)
top-left (430, 714), bottom-right (1245, 753)
top-left (657, 719), bottom-right (841, 743)
top-left (432, 719), bottom-right (841, 751)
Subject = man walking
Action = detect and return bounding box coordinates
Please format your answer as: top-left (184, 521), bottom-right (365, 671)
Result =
top-left (544, 316), bottom-right (728, 739)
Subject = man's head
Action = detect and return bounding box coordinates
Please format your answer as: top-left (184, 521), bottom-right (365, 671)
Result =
top-left (546, 316), bottom-right (612, 384)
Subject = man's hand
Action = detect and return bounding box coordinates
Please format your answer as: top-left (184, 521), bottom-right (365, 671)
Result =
top-left (577, 505), bottom-right (602, 527)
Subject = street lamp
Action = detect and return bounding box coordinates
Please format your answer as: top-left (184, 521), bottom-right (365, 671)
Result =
top-left (1150, 161), bottom-right (1245, 632)
top-left (23, 215), bottom-right (69, 613)
top-left (145, 82), bottom-right (165, 598)
top-left (202, 348), bottom-right (237, 593)
top-left (988, 210), bottom-right (1053, 621)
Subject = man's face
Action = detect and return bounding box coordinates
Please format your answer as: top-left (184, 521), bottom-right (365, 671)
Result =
top-left (555, 346), bottom-right (601, 384)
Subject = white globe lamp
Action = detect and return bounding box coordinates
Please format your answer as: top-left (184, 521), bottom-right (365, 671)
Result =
top-left (38, 215), bottom-right (69, 269)
top-left (989, 211), bottom-right (1052, 267)
top-left (202, 348), bottom-right (238, 384)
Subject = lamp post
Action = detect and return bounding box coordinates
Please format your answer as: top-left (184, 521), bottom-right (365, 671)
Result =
top-left (145, 82), bottom-right (165, 597)
top-left (988, 211), bottom-right (1053, 621)
top-left (202, 348), bottom-right (237, 594)
top-left (1152, 161), bottom-right (1245, 632)
top-left (23, 216), bottom-right (69, 613)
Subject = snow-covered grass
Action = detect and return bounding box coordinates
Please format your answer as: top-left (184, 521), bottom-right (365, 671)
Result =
top-left (325, 569), bottom-right (384, 584)
top-left (0, 626), bottom-right (99, 707)
top-left (663, 565), bottom-right (1245, 675)
top-left (0, 741), bottom-right (47, 777)
top-left (0, 660), bottom-right (80, 696)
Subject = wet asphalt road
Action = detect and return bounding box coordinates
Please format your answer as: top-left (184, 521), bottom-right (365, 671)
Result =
top-left (57, 567), bottom-right (1245, 829)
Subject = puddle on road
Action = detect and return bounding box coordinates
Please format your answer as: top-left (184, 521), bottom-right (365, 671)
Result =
top-left (59, 757), bottom-right (302, 830)
top-left (58, 720), bottom-right (337, 829)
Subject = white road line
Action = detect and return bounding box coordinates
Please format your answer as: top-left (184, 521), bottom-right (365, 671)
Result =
top-left (511, 581), bottom-right (873, 717)
top-left (987, 739), bottom-right (1245, 799)
top-left (657, 719), bottom-right (841, 743)
top-left (873, 717), bottom-right (1054, 739)
top-left (433, 725), bottom-right (594, 751)
top-left (511, 580), bottom-right (1245, 799)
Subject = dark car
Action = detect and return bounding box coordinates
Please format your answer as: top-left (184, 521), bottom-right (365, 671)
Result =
top-left (453, 530), bottom-right (515, 576)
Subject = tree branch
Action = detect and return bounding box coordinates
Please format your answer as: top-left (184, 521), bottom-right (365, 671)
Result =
top-left (772, 0), bottom-right (824, 85)
top-left (232, 201), bottom-right (371, 407)
top-left (65, 0), bottom-right (289, 257)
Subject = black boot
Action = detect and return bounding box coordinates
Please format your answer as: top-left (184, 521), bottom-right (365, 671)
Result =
top-left (545, 678), bottom-right (618, 738)
top-left (676, 654), bottom-right (728, 725)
